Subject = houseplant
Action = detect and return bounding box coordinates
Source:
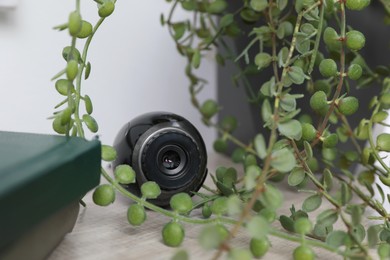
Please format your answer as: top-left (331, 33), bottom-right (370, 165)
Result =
top-left (50, 0), bottom-right (390, 259)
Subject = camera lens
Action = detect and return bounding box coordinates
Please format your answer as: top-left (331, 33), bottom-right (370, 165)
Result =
top-left (162, 151), bottom-right (180, 170)
top-left (140, 130), bottom-right (200, 190)
top-left (157, 145), bottom-right (187, 176)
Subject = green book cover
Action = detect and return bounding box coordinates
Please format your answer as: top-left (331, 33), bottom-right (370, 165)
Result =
top-left (0, 131), bottom-right (101, 250)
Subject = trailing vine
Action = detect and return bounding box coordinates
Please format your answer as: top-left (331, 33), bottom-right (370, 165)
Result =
top-left (50, 0), bottom-right (390, 259)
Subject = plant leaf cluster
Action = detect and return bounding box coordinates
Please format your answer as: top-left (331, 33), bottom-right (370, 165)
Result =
top-left (51, 0), bottom-right (390, 259)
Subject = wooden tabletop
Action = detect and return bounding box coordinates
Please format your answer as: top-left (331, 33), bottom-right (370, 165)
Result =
top-left (48, 154), bottom-right (344, 260)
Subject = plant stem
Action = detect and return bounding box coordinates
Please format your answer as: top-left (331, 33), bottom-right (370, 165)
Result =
top-left (73, 18), bottom-right (105, 138)
top-left (338, 113), bottom-right (362, 153)
top-left (339, 211), bottom-right (371, 258)
top-left (367, 104), bottom-right (390, 175)
top-left (308, 2), bottom-right (324, 75)
top-left (100, 167), bottom-right (236, 225)
top-left (269, 229), bottom-right (356, 258)
top-left (166, 0), bottom-right (179, 40)
top-left (103, 166), bottom-right (360, 257)
top-left (207, 15), bottom-right (258, 102)
top-left (212, 3), bottom-right (322, 259)
top-left (291, 140), bottom-right (341, 208)
top-left (333, 174), bottom-right (390, 221)
top-left (312, 2), bottom-right (347, 147)
top-left (210, 121), bottom-right (257, 156)
top-left (267, 0), bottom-right (280, 83)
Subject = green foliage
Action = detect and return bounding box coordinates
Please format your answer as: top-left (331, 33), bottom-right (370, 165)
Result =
top-left (101, 145), bottom-right (117, 162)
top-left (302, 194), bottom-right (322, 212)
top-left (293, 245), bottom-right (315, 260)
top-left (127, 204), bottom-right (146, 226)
top-left (170, 193), bottom-right (193, 214)
top-left (294, 217), bottom-right (313, 235)
top-left (51, 0), bottom-right (390, 259)
top-left (141, 181), bottom-right (161, 199)
top-left (250, 237), bottom-right (269, 258)
top-left (338, 96), bottom-right (359, 116)
top-left (114, 165), bottom-right (136, 184)
top-left (346, 30), bottom-right (366, 51)
top-left (162, 222), bottom-right (185, 247)
top-left (92, 184), bottom-right (115, 206)
top-left (319, 59), bottom-right (338, 78)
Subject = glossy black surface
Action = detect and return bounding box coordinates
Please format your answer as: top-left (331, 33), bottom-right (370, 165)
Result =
top-left (113, 112), bottom-right (207, 206)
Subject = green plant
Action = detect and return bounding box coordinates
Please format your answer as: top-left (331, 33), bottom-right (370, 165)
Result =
top-left (50, 0), bottom-right (390, 259)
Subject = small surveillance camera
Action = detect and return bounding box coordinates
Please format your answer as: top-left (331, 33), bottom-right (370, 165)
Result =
top-left (112, 112), bottom-right (208, 206)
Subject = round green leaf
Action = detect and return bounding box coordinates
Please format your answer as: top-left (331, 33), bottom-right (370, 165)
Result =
top-left (280, 94), bottom-right (297, 112)
top-left (247, 215), bottom-right (269, 239)
top-left (101, 145), bottom-right (117, 162)
top-left (127, 204), bottom-right (146, 226)
top-left (254, 134), bottom-right (267, 159)
top-left (172, 22), bottom-right (186, 40)
top-left (301, 123), bottom-right (317, 142)
top-left (352, 224), bottom-right (366, 243)
top-left (198, 224), bottom-right (228, 250)
top-left (114, 165), bottom-right (136, 184)
top-left (323, 169), bottom-right (333, 190)
top-left (250, 237), bottom-right (269, 258)
top-left (278, 119), bottom-right (302, 140)
top-left (55, 79), bottom-right (74, 96)
top-left (83, 114), bottom-right (98, 133)
top-left (244, 165), bottom-right (261, 190)
top-left (304, 141), bottom-right (313, 159)
top-left (171, 250), bottom-right (189, 260)
top-left (323, 27), bottom-right (341, 51)
top-left (227, 195), bottom-right (242, 216)
top-left (200, 99), bottom-right (219, 119)
top-left (250, 0), bottom-right (268, 12)
top-left (219, 14), bottom-right (234, 28)
top-left (294, 217), bottom-right (313, 235)
top-left (191, 49), bottom-right (201, 69)
top-left (259, 184), bottom-right (283, 210)
top-left (271, 148), bottom-right (296, 173)
top-left (378, 243), bottom-right (390, 259)
top-left (302, 194), bottom-right (322, 212)
top-left (377, 133), bottom-right (390, 152)
top-left (288, 168), bottom-right (306, 187)
top-left (287, 66), bottom-right (306, 85)
top-left (261, 99), bottom-right (272, 124)
top-left (254, 52), bottom-right (272, 70)
top-left (373, 111), bottom-right (388, 123)
top-left (170, 193), bottom-right (193, 214)
top-left (317, 209), bottom-right (338, 226)
top-left (326, 230), bottom-right (348, 247)
top-left (367, 225), bottom-right (379, 248)
top-left (228, 248), bottom-right (252, 260)
top-left (92, 184), bottom-right (115, 206)
top-left (279, 215), bottom-right (294, 232)
top-left (140, 181), bottom-right (161, 199)
top-left (211, 197), bottom-right (228, 215)
top-left (207, 0), bottom-right (227, 14)
top-left (162, 222), bottom-right (184, 247)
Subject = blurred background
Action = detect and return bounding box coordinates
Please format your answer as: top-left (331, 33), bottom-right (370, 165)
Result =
top-left (0, 0), bottom-right (217, 150)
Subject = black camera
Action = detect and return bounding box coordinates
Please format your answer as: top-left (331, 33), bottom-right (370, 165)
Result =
top-left (112, 112), bottom-right (208, 206)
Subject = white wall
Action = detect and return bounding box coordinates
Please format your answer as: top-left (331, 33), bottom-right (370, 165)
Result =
top-left (0, 0), bottom-right (217, 150)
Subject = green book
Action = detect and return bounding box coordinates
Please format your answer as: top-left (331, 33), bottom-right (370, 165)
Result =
top-left (0, 131), bottom-right (101, 252)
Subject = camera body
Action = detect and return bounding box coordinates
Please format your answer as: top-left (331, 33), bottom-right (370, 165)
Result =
top-left (112, 112), bottom-right (208, 206)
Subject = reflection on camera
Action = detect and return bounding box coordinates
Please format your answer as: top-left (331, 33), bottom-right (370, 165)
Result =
top-left (112, 112), bottom-right (208, 207)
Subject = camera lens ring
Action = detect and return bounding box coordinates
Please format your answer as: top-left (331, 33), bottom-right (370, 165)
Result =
top-left (137, 127), bottom-right (201, 190)
top-left (116, 113), bottom-right (208, 207)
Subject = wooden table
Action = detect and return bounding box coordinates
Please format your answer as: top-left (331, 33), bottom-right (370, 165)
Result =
top-left (48, 154), bottom-right (343, 260)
